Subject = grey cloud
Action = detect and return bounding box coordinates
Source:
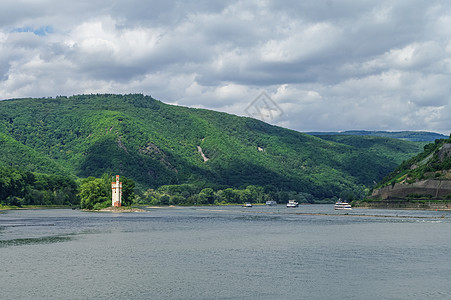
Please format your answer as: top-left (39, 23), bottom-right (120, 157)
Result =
top-left (0, 0), bottom-right (450, 134)
top-left (109, 0), bottom-right (234, 27)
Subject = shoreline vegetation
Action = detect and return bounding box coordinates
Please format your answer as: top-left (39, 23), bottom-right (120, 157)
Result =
top-left (0, 204), bottom-right (75, 211)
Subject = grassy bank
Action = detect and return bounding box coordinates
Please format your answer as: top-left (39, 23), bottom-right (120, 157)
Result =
top-left (0, 204), bottom-right (75, 210)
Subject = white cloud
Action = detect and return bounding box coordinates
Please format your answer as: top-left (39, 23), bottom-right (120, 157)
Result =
top-left (261, 23), bottom-right (338, 63)
top-left (0, 0), bottom-right (450, 135)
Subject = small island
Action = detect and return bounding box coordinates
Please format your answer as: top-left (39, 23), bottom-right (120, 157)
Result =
top-left (79, 174), bottom-right (138, 211)
top-left (81, 175), bottom-right (144, 212)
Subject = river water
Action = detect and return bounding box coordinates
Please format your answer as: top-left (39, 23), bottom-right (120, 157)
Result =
top-left (1, 205), bottom-right (451, 300)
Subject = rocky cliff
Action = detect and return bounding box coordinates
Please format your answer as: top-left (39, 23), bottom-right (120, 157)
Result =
top-left (370, 179), bottom-right (451, 200)
top-left (369, 140), bottom-right (451, 201)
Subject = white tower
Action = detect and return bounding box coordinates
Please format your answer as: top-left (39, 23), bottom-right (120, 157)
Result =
top-left (111, 175), bottom-right (122, 207)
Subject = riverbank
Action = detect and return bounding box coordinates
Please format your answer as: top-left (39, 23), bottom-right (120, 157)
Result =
top-left (83, 206), bottom-right (146, 212)
top-left (0, 205), bottom-right (74, 211)
top-left (0, 205), bottom-right (146, 212)
top-left (353, 200), bottom-right (451, 210)
top-left (5, 202), bottom-right (450, 212)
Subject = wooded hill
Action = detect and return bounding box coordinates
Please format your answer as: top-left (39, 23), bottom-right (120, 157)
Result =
top-left (352, 135), bottom-right (451, 210)
top-left (0, 94), bottom-right (429, 202)
top-left (374, 137), bottom-right (451, 188)
top-left (368, 136), bottom-right (451, 201)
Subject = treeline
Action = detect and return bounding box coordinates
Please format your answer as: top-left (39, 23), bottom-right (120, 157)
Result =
top-left (0, 166), bottom-right (78, 207)
top-left (136, 183), bottom-right (364, 206)
top-left (1, 166), bottom-right (367, 209)
top-left (0, 167), bottom-right (136, 209)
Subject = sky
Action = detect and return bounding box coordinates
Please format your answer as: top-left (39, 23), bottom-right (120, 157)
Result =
top-left (0, 0), bottom-right (450, 134)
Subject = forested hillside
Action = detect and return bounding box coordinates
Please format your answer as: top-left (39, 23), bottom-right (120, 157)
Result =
top-left (309, 134), bottom-right (426, 169)
top-left (357, 136), bottom-right (451, 208)
top-left (375, 136), bottom-right (451, 189)
top-left (0, 94), bottom-right (429, 202)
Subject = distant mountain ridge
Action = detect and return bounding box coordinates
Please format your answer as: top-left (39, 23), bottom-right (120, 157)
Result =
top-left (0, 94), bottom-right (432, 200)
top-left (306, 130), bottom-right (447, 142)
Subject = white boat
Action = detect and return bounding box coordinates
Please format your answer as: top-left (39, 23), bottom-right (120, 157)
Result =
top-left (286, 200), bottom-right (299, 208)
top-left (266, 200), bottom-right (277, 206)
top-left (243, 202), bottom-right (252, 207)
top-left (334, 199), bottom-right (352, 210)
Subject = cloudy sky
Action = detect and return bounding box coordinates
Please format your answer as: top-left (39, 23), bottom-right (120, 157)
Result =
top-left (1, 0), bottom-right (450, 134)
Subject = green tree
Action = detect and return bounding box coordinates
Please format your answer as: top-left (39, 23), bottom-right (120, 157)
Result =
top-left (239, 188), bottom-right (252, 203)
top-left (244, 185), bottom-right (264, 203)
top-left (217, 188), bottom-right (240, 203)
top-left (120, 176), bottom-right (136, 205)
top-left (160, 195), bottom-right (170, 205)
top-left (79, 177), bottom-right (109, 209)
top-left (198, 187), bottom-right (215, 204)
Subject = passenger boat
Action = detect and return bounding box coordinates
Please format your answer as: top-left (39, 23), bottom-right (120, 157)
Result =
top-left (334, 199), bottom-right (352, 210)
top-left (265, 200), bottom-right (277, 206)
top-left (242, 202), bottom-right (252, 207)
top-left (286, 200), bottom-right (299, 208)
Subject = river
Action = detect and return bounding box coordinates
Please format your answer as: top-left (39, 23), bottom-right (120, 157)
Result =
top-left (1, 205), bottom-right (451, 299)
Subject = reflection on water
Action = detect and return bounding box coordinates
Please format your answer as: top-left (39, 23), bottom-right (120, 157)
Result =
top-left (0, 235), bottom-right (73, 248)
top-left (1, 206), bottom-right (451, 300)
